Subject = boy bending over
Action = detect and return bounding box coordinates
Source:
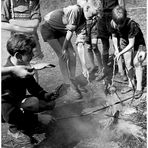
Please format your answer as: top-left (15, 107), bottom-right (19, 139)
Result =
top-left (41, 0), bottom-right (102, 99)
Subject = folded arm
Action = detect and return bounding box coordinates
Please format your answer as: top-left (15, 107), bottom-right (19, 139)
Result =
top-left (9, 19), bottom-right (40, 28)
top-left (1, 22), bottom-right (35, 33)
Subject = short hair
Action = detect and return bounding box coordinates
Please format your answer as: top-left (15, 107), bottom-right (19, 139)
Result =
top-left (88, 0), bottom-right (102, 13)
top-left (112, 6), bottom-right (127, 24)
top-left (78, 0), bottom-right (102, 13)
top-left (7, 33), bottom-right (36, 56)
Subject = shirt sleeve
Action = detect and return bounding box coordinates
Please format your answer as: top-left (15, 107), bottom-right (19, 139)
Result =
top-left (110, 20), bottom-right (118, 37)
top-left (128, 21), bottom-right (139, 38)
top-left (1, 0), bottom-right (11, 22)
top-left (65, 5), bottom-right (81, 31)
top-left (26, 76), bottom-right (47, 100)
top-left (30, 0), bottom-right (41, 22)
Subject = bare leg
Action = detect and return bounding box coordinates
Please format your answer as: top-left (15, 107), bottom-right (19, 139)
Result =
top-left (117, 56), bottom-right (125, 75)
top-left (58, 37), bottom-right (76, 80)
top-left (87, 44), bottom-right (96, 70)
top-left (123, 50), bottom-right (135, 88)
top-left (134, 52), bottom-right (143, 91)
top-left (91, 38), bottom-right (103, 71)
top-left (58, 38), bottom-right (81, 97)
top-left (33, 31), bottom-right (44, 59)
top-left (101, 38), bottom-right (110, 69)
top-left (47, 38), bottom-right (70, 84)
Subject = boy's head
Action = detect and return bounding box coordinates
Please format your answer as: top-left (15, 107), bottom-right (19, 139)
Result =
top-left (112, 6), bottom-right (127, 28)
top-left (7, 33), bottom-right (36, 65)
top-left (83, 0), bottom-right (102, 20)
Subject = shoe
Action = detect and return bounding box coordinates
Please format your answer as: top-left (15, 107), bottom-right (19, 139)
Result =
top-left (95, 68), bottom-right (105, 81)
top-left (134, 90), bottom-right (143, 99)
top-left (7, 129), bottom-right (31, 144)
top-left (69, 87), bottom-right (82, 100)
top-left (116, 73), bottom-right (128, 81)
top-left (89, 66), bottom-right (98, 73)
top-left (121, 75), bottom-right (128, 81)
top-left (121, 86), bottom-right (133, 94)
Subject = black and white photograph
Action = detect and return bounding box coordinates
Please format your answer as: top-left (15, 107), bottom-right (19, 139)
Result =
top-left (1, 0), bottom-right (147, 147)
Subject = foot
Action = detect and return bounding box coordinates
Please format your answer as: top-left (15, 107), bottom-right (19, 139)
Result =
top-left (69, 87), bottom-right (82, 100)
top-left (8, 129), bottom-right (31, 144)
top-left (134, 90), bottom-right (143, 99)
top-left (89, 66), bottom-right (98, 73)
top-left (114, 73), bottom-right (128, 82)
top-left (95, 68), bottom-right (105, 81)
top-left (121, 86), bottom-right (133, 94)
top-left (122, 75), bottom-right (128, 81)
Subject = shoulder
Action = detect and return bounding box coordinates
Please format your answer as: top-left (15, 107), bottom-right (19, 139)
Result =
top-left (127, 18), bottom-right (139, 28)
top-left (63, 5), bottom-right (81, 13)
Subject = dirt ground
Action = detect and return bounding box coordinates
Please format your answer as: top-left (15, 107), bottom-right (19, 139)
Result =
top-left (1, 1), bottom-right (147, 148)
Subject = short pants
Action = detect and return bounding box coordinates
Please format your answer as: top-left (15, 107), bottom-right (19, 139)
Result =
top-left (40, 21), bottom-right (66, 42)
top-left (75, 23), bottom-right (86, 45)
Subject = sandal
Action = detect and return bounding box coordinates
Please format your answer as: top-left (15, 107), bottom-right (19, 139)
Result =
top-left (95, 69), bottom-right (105, 81)
top-left (134, 90), bottom-right (143, 99)
top-left (121, 86), bottom-right (133, 94)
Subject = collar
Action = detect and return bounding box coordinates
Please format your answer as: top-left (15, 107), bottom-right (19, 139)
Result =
top-left (16, 0), bottom-right (29, 2)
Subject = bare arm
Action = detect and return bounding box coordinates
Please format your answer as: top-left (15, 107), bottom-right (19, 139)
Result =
top-left (2, 66), bottom-right (34, 78)
top-left (112, 35), bottom-right (119, 54)
top-left (9, 19), bottom-right (40, 28)
top-left (77, 42), bottom-right (89, 78)
top-left (77, 43), bottom-right (87, 70)
top-left (62, 30), bottom-right (73, 50)
top-left (1, 22), bottom-right (35, 33)
top-left (120, 38), bottom-right (135, 55)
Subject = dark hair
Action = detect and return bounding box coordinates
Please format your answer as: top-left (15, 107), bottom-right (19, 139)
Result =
top-left (7, 33), bottom-right (36, 56)
top-left (112, 6), bottom-right (127, 24)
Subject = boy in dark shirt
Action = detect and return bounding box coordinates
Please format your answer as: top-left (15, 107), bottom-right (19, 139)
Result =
top-left (2, 34), bottom-right (56, 143)
top-left (111, 6), bottom-right (146, 98)
top-left (97, 0), bottom-right (126, 80)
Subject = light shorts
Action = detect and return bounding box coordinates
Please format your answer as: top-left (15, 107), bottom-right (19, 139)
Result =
top-left (75, 23), bottom-right (86, 45)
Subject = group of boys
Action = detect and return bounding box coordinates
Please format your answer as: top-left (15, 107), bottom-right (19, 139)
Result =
top-left (1, 0), bottom-right (146, 145)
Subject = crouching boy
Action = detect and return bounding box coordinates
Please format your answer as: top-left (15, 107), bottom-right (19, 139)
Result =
top-left (111, 6), bottom-right (146, 99)
top-left (2, 34), bottom-right (57, 143)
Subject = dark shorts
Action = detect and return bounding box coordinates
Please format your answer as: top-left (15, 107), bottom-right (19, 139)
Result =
top-left (97, 13), bottom-right (112, 39)
top-left (40, 21), bottom-right (66, 42)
